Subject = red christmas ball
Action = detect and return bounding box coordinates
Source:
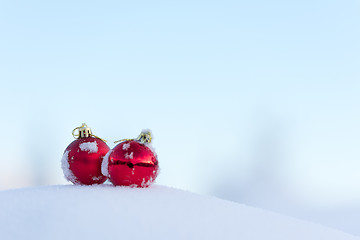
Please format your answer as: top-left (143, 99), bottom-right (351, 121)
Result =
top-left (102, 134), bottom-right (159, 187)
top-left (62, 137), bottom-right (110, 185)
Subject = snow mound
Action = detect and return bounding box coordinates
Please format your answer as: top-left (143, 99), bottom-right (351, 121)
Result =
top-left (0, 185), bottom-right (358, 240)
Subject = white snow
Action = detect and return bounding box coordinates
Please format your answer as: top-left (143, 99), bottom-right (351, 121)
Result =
top-left (122, 142), bottom-right (131, 150)
top-left (141, 128), bottom-right (152, 138)
top-left (125, 152), bottom-right (134, 159)
top-left (79, 141), bottom-right (98, 153)
top-left (92, 176), bottom-right (102, 181)
top-left (0, 185), bottom-right (358, 240)
top-left (140, 176), bottom-right (154, 188)
top-left (61, 150), bottom-right (77, 184)
top-left (101, 149), bottom-right (112, 177)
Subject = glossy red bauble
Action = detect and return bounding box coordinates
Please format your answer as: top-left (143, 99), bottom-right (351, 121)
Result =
top-left (102, 140), bottom-right (159, 187)
top-left (62, 137), bottom-right (110, 185)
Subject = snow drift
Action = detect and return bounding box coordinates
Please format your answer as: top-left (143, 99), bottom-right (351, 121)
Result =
top-left (0, 185), bottom-right (358, 240)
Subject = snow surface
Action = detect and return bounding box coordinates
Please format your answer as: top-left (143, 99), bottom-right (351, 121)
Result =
top-left (79, 141), bottom-right (98, 153)
top-left (0, 185), bottom-right (358, 240)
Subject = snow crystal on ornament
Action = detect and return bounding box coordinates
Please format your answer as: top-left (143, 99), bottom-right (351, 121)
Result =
top-left (79, 141), bottom-right (98, 153)
top-left (125, 152), bottom-right (134, 159)
top-left (101, 150), bottom-right (112, 177)
top-left (139, 176), bottom-right (154, 188)
top-left (92, 176), bottom-right (102, 181)
top-left (61, 150), bottom-right (78, 184)
top-left (141, 178), bottom-right (146, 187)
top-left (122, 143), bottom-right (131, 150)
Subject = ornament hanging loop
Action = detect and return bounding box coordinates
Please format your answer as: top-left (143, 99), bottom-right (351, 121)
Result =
top-left (72, 123), bottom-right (107, 142)
top-left (114, 130), bottom-right (152, 144)
top-left (114, 138), bottom-right (133, 144)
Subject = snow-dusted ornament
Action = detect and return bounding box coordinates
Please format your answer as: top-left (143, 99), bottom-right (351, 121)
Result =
top-left (61, 123), bottom-right (110, 185)
top-left (102, 130), bottom-right (159, 188)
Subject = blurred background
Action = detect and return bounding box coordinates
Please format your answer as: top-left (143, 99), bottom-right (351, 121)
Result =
top-left (0, 0), bottom-right (359, 236)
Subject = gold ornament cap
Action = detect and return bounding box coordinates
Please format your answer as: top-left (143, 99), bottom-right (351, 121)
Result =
top-left (71, 123), bottom-right (106, 142)
top-left (72, 123), bottom-right (92, 139)
top-left (136, 130), bottom-right (152, 144)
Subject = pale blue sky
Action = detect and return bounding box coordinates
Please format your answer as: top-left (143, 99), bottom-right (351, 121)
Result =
top-left (0, 0), bottom-right (359, 208)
